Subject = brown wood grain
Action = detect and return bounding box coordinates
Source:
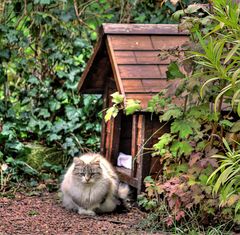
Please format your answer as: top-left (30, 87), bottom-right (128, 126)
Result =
top-left (150, 35), bottom-right (189, 50)
top-left (122, 79), bottom-right (170, 93)
top-left (118, 65), bottom-right (168, 79)
top-left (115, 167), bottom-right (138, 187)
top-left (102, 23), bottom-right (189, 35)
top-left (114, 51), bottom-right (172, 65)
top-left (110, 35), bottom-right (154, 50)
top-left (131, 115), bottom-right (138, 177)
top-left (105, 36), bottom-right (125, 96)
top-left (109, 35), bottom-right (189, 51)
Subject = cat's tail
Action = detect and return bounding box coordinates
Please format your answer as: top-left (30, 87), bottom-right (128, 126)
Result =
top-left (118, 183), bottom-right (129, 199)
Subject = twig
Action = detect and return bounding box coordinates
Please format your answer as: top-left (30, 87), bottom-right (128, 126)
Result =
top-left (73, 0), bottom-right (93, 31)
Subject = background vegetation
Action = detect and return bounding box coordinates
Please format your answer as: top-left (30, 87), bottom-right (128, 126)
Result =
top-left (0, 0), bottom-right (239, 234)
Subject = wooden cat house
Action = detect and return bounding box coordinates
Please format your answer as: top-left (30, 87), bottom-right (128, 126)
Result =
top-left (78, 23), bottom-right (189, 193)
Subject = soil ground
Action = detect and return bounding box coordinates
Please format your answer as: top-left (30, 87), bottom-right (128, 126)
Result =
top-left (0, 192), bottom-right (163, 235)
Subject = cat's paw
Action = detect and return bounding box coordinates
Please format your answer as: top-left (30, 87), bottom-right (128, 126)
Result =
top-left (78, 208), bottom-right (96, 216)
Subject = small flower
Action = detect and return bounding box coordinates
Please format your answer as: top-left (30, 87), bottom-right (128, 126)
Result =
top-left (1, 163), bottom-right (8, 171)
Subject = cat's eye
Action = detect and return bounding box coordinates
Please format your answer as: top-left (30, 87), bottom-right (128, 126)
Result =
top-left (79, 173), bottom-right (85, 176)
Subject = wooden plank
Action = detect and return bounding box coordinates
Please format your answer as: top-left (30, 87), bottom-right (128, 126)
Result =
top-left (110, 35), bottom-right (153, 50)
top-left (150, 35), bottom-right (189, 50)
top-left (131, 115), bottom-right (138, 177)
top-left (102, 23), bottom-right (189, 35)
top-left (110, 35), bottom-right (189, 51)
top-left (115, 167), bottom-right (138, 188)
top-left (114, 51), bottom-right (172, 65)
top-left (106, 36), bottom-right (125, 95)
top-left (105, 120), bottom-right (111, 161)
top-left (122, 79), bottom-right (170, 93)
top-left (110, 115), bottom-right (121, 166)
top-left (118, 65), bottom-right (168, 79)
top-left (136, 115), bottom-right (152, 193)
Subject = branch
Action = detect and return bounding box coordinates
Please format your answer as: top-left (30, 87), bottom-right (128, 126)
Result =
top-left (73, 0), bottom-right (93, 30)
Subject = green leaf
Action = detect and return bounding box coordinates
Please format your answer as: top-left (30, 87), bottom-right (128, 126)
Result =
top-left (224, 44), bottom-right (239, 64)
top-left (104, 106), bottom-right (118, 122)
top-left (28, 76), bottom-right (40, 85)
top-left (171, 119), bottom-right (200, 139)
top-left (38, 108), bottom-right (50, 118)
top-left (65, 106), bottom-right (80, 120)
top-left (235, 200), bottom-right (240, 214)
top-left (170, 141), bottom-right (193, 157)
top-left (49, 99), bottom-right (61, 112)
top-left (160, 108), bottom-right (183, 122)
top-left (90, 32), bottom-right (98, 41)
top-left (166, 62), bottom-right (185, 80)
top-left (153, 133), bottom-right (173, 155)
top-left (199, 174), bottom-right (209, 185)
top-left (48, 133), bottom-right (61, 141)
top-left (125, 99), bottom-right (141, 115)
top-left (230, 121), bottom-right (240, 133)
top-left (111, 92), bottom-right (124, 105)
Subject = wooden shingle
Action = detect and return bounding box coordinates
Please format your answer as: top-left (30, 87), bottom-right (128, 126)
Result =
top-left (78, 23), bottom-right (189, 109)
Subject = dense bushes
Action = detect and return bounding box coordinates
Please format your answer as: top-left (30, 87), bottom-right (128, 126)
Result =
top-left (137, 0), bottom-right (240, 232)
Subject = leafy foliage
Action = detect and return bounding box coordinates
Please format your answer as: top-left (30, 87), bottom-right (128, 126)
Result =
top-left (208, 139), bottom-right (240, 213)
top-left (104, 92), bottom-right (141, 121)
top-left (137, 0), bottom-right (240, 231)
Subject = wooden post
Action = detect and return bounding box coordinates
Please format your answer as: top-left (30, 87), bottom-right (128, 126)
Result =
top-left (131, 115), bottom-right (137, 177)
top-left (136, 115), bottom-right (152, 194)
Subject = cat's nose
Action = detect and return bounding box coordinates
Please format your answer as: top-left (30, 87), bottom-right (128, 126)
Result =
top-left (85, 176), bottom-right (90, 182)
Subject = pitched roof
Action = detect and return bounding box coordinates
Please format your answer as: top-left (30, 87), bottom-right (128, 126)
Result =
top-left (78, 23), bottom-right (189, 108)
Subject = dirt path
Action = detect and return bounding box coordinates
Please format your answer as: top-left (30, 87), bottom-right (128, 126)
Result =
top-left (0, 192), bottom-right (159, 235)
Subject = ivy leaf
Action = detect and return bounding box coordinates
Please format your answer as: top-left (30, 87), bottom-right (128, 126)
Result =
top-left (48, 133), bottom-right (61, 141)
top-left (104, 106), bottom-right (118, 122)
top-left (160, 108), bottom-right (183, 122)
top-left (52, 119), bottom-right (67, 133)
top-left (111, 92), bottom-right (124, 105)
top-left (49, 99), bottom-right (61, 112)
top-left (65, 106), bottom-right (81, 120)
top-left (38, 108), bottom-right (50, 118)
top-left (125, 99), bottom-right (141, 115)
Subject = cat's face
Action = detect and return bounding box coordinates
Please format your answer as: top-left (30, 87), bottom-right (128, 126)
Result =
top-left (73, 157), bottom-right (102, 184)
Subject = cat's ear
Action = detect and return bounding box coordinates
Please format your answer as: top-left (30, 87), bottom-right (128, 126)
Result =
top-left (92, 157), bottom-right (100, 166)
top-left (73, 157), bottom-right (85, 165)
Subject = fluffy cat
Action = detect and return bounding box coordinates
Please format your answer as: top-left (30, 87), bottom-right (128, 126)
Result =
top-left (61, 153), bottom-right (129, 216)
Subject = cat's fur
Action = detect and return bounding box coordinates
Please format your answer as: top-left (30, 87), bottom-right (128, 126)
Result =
top-left (61, 153), bottom-right (129, 216)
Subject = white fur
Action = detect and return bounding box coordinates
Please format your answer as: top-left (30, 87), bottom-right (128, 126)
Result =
top-left (61, 153), bottom-right (129, 215)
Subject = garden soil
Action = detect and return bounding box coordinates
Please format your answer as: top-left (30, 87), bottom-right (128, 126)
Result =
top-left (0, 192), bottom-right (163, 235)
